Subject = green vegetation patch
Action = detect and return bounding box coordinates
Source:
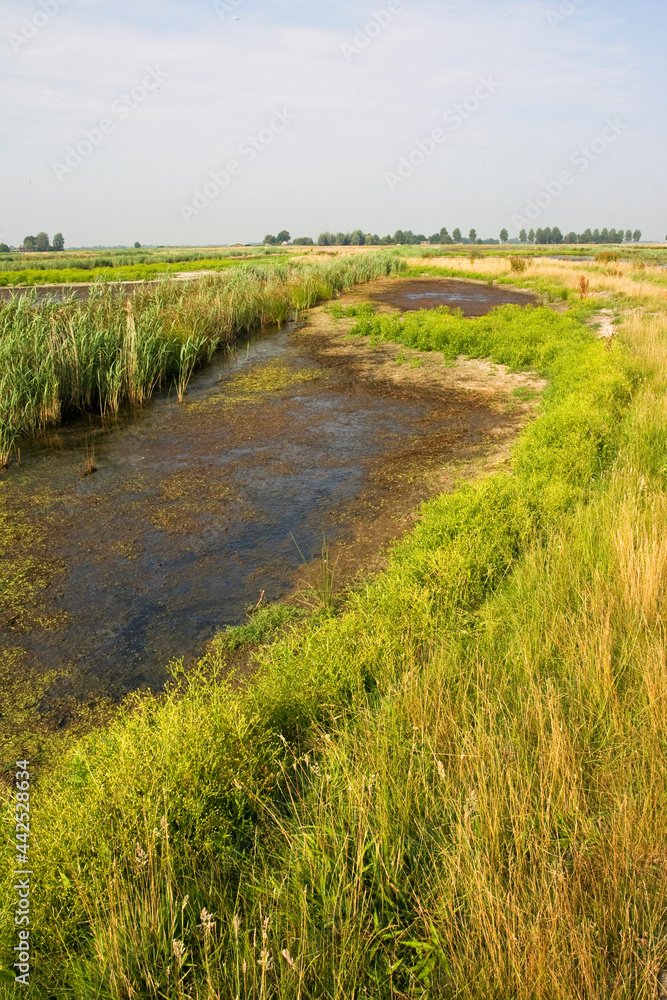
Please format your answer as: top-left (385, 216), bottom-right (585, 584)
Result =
top-left (211, 604), bottom-right (306, 653)
top-left (0, 256), bottom-right (277, 287)
top-left (350, 302), bottom-right (589, 369)
top-left (327, 300), bottom-right (376, 320)
top-left (0, 485), bottom-right (65, 633)
top-left (225, 359), bottom-right (323, 398)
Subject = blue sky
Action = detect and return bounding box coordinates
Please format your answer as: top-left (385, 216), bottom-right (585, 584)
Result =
top-left (1, 0), bottom-right (665, 247)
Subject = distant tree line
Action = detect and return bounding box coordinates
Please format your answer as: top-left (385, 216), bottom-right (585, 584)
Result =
top-left (261, 226), bottom-right (645, 248)
top-left (19, 232), bottom-right (65, 251)
top-left (516, 227), bottom-right (642, 245)
top-left (316, 228), bottom-right (498, 246)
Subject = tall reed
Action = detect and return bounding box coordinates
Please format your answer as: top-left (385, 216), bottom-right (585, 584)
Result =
top-left (0, 253), bottom-right (403, 465)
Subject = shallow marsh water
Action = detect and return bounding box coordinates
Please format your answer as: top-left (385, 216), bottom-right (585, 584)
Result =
top-left (0, 278), bottom-right (541, 727)
top-left (371, 278), bottom-right (537, 314)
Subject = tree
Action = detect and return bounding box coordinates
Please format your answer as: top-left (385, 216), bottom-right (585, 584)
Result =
top-left (52, 232), bottom-right (64, 251)
top-left (350, 230), bottom-right (366, 246)
top-left (293, 237), bottom-right (314, 245)
top-left (0, 243), bottom-right (9, 253)
top-left (452, 228), bottom-right (461, 242)
top-left (35, 231), bottom-right (50, 251)
top-left (534, 226), bottom-right (561, 245)
top-left (276, 230), bottom-right (291, 243)
top-left (469, 228), bottom-right (477, 243)
top-left (394, 230), bottom-right (421, 245)
top-left (633, 229), bottom-right (642, 242)
top-left (528, 229), bottom-right (535, 243)
top-left (23, 235), bottom-right (36, 250)
top-left (500, 228), bottom-right (508, 243)
top-left (519, 229), bottom-right (527, 243)
top-left (564, 232), bottom-right (578, 244)
top-left (264, 234), bottom-right (277, 245)
top-left (134, 241), bottom-right (141, 248)
top-left (624, 229), bottom-right (633, 242)
top-left (317, 232), bottom-right (333, 246)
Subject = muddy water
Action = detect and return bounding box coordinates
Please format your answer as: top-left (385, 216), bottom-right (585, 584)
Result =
top-left (1, 280), bottom-right (535, 719)
top-left (370, 278), bottom-right (537, 314)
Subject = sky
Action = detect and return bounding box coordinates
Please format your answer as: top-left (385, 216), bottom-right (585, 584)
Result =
top-left (1, 0), bottom-right (665, 247)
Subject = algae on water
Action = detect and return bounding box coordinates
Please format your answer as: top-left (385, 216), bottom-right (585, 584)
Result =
top-left (190, 359), bottom-right (325, 411)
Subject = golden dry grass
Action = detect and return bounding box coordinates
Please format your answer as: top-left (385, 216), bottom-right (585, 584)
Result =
top-left (408, 254), bottom-right (667, 304)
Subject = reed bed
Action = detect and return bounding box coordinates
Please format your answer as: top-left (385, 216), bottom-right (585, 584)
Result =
top-left (0, 253), bottom-right (403, 466)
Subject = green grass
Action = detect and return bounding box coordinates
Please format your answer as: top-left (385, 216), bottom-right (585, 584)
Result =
top-left (0, 254), bottom-right (405, 466)
top-left (4, 289), bottom-right (665, 998)
top-left (0, 256), bottom-right (281, 287)
top-left (212, 604), bottom-right (305, 653)
top-left (327, 301), bottom-right (376, 320)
